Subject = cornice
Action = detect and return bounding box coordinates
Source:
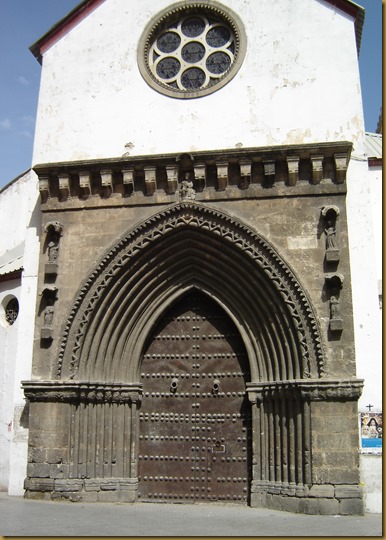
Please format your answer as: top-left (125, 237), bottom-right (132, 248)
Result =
top-left (34, 142), bottom-right (352, 208)
top-left (246, 378), bottom-right (364, 402)
top-left (22, 380), bottom-right (142, 404)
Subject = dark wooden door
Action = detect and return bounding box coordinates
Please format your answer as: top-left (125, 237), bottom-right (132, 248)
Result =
top-left (138, 291), bottom-right (251, 504)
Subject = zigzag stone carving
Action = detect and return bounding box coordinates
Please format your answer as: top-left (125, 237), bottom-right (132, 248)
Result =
top-left (56, 201), bottom-right (324, 380)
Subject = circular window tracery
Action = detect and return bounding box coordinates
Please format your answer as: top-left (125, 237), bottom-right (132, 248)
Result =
top-left (138, 2), bottom-right (247, 99)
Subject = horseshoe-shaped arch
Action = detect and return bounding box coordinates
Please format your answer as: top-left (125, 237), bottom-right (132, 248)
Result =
top-left (56, 202), bottom-right (324, 383)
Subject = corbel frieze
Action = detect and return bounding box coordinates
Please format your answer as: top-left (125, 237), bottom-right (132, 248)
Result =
top-left (246, 378), bottom-right (363, 403)
top-left (22, 381), bottom-right (143, 404)
top-left (33, 141), bottom-right (352, 206)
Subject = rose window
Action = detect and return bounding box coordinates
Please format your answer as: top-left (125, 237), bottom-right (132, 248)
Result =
top-left (138, 2), bottom-right (246, 98)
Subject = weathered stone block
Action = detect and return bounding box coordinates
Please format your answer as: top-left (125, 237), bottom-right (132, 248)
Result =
top-left (54, 479), bottom-right (83, 492)
top-left (40, 327), bottom-right (53, 340)
top-left (313, 467), bottom-right (360, 485)
top-left (339, 498), bottom-right (364, 515)
top-left (84, 480), bottom-right (101, 492)
top-left (250, 490), bottom-right (266, 508)
top-left (313, 432), bottom-right (359, 451)
top-left (335, 485), bottom-right (362, 499)
top-left (312, 450), bottom-right (357, 469)
top-left (49, 464), bottom-right (69, 479)
top-left (330, 318), bottom-right (343, 332)
top-left (325, 249), bottom-right (340, 262)
top-left (51, 491), bottom-right (83, 502)
top-left (299, 498), bottom-right (323, 515)
top-left (24, 477), bottom-right (54, 491)
top-left (45, 262), bottom-right (59, 275)
top-left (46, 448), bottom-right (66, 464)
top-left (27, 463), bottom-right (51, 478)
top-left (97, 490), bottom-right (119, 502)
top-left (28, 447), bottom-right (46, 463)
top-left (281, 496), bottom-right (300, 514)
top-left (268, 494), bottom-right (283, 511)
top-left (118, 488), bottom-right (137, 503)
top-left (308, 484), bottom-right (335, 498)
top-left (25, 491), bottom-right (52, 501)
top-left (318, 498), bottom-right (340, 515)
top-left (80, 490), bottom-right (98, 502)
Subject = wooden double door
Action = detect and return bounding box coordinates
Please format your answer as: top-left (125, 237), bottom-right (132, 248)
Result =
top-left (138, 291), bottom-right (251, 504)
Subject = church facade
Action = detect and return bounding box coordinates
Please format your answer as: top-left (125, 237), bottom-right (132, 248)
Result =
top-left (16, 0), bottom-right (372, 513)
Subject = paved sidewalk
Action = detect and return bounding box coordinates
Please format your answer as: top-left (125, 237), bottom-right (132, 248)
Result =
top-left (0, 493), bottom-right (382, 536)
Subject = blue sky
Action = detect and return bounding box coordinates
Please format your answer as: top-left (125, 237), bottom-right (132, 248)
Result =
top-left (0, 0), bottom-right (382, 189)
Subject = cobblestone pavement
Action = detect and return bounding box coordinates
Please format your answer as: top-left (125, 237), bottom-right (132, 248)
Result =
top-left (0, 493), bottom-right (382, 536)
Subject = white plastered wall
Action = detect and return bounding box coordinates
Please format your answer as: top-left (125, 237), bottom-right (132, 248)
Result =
top-left (32, 0), bottom-right (365, 166)
top-left (0, 171), bottom-right (40, 494)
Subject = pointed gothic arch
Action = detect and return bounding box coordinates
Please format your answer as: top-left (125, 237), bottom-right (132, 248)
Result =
top-left (57, 201), bottom-right (324, 383)
top-left (24, 200), bottom-right (364, 510)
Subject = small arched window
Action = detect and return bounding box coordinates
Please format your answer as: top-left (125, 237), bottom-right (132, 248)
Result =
top-left (4, 297), bottom-right (19, 325)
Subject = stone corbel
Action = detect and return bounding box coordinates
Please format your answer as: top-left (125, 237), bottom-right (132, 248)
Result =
top-left (239, 159), bottom-right (251, 189)
top-left (193, 163), bottom-right (206, 192)
top-left (166, 164), bottom-right (178, 194)
top-left (100, 169), bottom-right (113, 197)
top-left (310, 155), bottom-right (324, 184)
top-left (144, 166), bottom-right (157, 196)
top-left (286, 156), bottom-right (299, 186)
top-left (325, 273), bottom-right (344, 332)
top-left (216, 161), bottom-right (228, 191)
top-left (58, 173), bottom-right (70, 201)
top-left (79, 171), bottom-right (91, 198)
top-left (334, 152), bottom-right (348, 184)
top-left (122, 168), bottom-right (135, 196)
top-left (38, 175), bottom-right (51, 203)
top-left (321, 205), bottom-right (340, 262)
top-left (262, 159), bottom-right (275, 186)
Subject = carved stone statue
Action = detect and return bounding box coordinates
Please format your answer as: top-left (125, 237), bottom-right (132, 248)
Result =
top-left (321, 206), bottom-right (340, 262)
top-left (180, 176), bottom-right (196, 200)
top-left (48, 240), bottom-right (59, 263)
top-left (330, 295), bottom-right (340, 319)
top-left (43, 304), bottom-right (55, 328)
top-left (325, 219), bottom-right (337, 250)
top-left (329, 294), bottom-right (343, 331)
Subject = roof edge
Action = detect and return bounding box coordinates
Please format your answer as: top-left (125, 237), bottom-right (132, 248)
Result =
top-left (30, 0), bottom-right (106, 63)
top-left (30, 0), bottom-right (365, 63)
top-left (324, 0), bottom-right (365, 54)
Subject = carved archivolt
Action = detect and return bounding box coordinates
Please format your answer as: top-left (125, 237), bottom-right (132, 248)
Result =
top-left (57, 202), bottom-right (324, 382)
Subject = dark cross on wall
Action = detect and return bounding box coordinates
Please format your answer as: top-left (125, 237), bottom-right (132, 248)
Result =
top-left (366, 404), bottom-right (374, 412)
